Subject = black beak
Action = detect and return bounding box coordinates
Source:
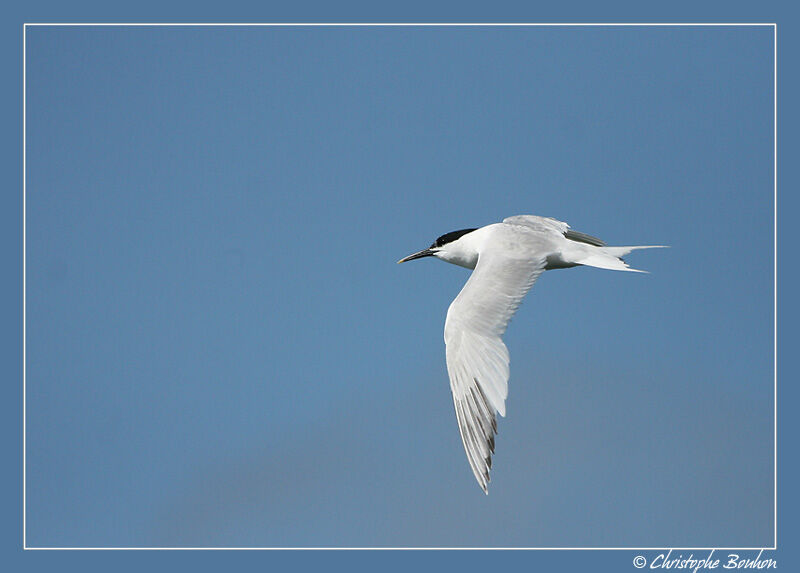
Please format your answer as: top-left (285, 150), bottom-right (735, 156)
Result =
top-left (397, 248), bottom-right (435, 264)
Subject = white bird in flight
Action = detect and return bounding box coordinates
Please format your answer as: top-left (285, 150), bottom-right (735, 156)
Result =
top-left (398, 214), bottom-right (665, 493)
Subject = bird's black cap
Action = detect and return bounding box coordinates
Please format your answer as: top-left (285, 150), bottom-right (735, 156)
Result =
top-left (431, 228), bottom-right (477, 248)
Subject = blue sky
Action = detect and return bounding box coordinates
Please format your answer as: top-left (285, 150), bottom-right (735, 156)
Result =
top-left (24, 25), bottom-right (773, 547)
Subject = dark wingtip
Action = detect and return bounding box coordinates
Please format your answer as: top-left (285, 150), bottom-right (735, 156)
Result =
top-left (564, 229), bottom-right (606, 247)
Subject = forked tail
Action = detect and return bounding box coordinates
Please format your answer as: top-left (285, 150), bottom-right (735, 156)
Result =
top-left (573, 245), bottom-right (668, 273)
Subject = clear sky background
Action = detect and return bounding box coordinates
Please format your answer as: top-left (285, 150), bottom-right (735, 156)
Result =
top-left (25, 25), bottom-right (774, 548)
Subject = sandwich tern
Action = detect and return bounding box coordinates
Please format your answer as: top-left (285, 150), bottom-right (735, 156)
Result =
top-left (398, 214), bottom-right (665, 493)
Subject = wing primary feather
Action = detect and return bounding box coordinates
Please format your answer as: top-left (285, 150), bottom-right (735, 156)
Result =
top-left (564, 229), bottom-right (606, 247)
top-left (465, 389), bottom-right (494, 454)
top-left (470, 383), bottom-right (498, 435)
top-left (454, 398), bottom-right (489, 493)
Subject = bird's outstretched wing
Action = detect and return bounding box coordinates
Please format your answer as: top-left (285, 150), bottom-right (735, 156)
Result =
top-left (444, 248), bottom-right (546, 492)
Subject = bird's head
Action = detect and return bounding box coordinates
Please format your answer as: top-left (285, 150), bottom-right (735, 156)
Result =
top-left (397, 228), bottom-right (479, 267)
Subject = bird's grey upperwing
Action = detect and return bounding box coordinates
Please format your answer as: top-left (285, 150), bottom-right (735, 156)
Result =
top-left (503, 214), bottom-right (606, 247)
top-left (444, 242), bottom-right (546, 493)
top-left (502, 214), bottom-right (569, 235)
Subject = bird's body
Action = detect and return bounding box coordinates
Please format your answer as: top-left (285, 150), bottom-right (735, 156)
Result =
top-left (398, 214), bottom-right (665, 493)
